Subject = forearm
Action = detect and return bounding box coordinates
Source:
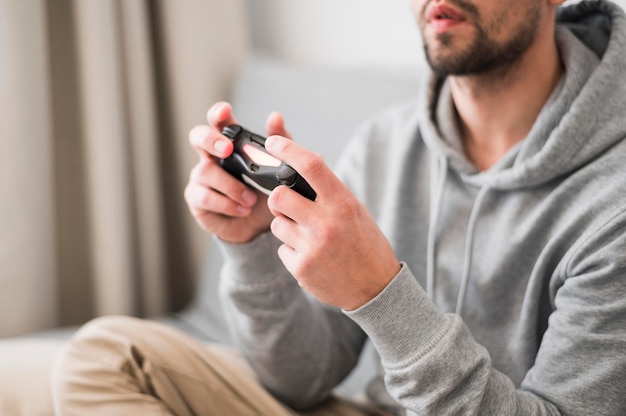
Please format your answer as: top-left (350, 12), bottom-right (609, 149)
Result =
top-left (218, 232), bottom-right (366, 410)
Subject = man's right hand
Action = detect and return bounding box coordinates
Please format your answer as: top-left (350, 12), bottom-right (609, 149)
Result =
top-left (184, 102), bottom-right (289, 243)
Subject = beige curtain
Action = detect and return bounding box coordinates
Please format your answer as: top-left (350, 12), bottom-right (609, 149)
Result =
top-left (0, 0), bottom-right (249, 337)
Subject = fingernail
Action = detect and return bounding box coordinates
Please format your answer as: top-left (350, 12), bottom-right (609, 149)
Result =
top-left (265, 136), bottom-right (277, 150)
top-left (214, 140), bottom-right (229, 153)
top-left (242, 189), bottom-right (257, 206)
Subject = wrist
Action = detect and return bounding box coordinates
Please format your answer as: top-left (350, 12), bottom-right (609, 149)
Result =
top-left (217, 232), bottom-right (290, 285)
top-left (343, 261), bottom-right (402, 311)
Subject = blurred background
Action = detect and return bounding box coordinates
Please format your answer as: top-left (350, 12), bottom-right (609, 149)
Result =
top-left (1, 0), bottom-right (624, 339)
top-left (0, 0), bottom-right (422, 338)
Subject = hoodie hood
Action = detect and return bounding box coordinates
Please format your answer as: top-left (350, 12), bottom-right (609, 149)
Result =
top-left (419, 0), bottom-right (626, 191)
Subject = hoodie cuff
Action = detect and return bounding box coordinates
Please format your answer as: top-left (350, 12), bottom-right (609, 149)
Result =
top-left (216, 232), bottom-right (291, 288)
top-left (344, 263), bottom-right (452, 367)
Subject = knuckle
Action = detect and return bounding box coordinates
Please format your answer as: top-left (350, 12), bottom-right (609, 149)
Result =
top-left (185, 186), bottom-right (205, 210)
top-left (183, 184), bottom-right (194, 205)
top-left (198, 188), bottom-right (214, 209)
top-left (189, 125), bottom-right (209, 147)
top-left (185, 181), bottom-right (210, 209)
top-left (268, 185), bottom-right (286, 209)
top-left (185, 185), bottom-right (211, 211)
top-left (189, 160), bottom-right (210, 182)
top-left (336, 195), bottom-right (362, 219)
top-left (270, 216), bottom-right (283, 235)
top-left (311, 223), bottom-right (338, 246)
top-left (214, 197), bottom-right (231, 215)
top-left (188, 163), bottom-right (202, 182)
top-left (294, 254), bottom-right (314, 278)
top-left (302, 153), bottom-right (325, 177)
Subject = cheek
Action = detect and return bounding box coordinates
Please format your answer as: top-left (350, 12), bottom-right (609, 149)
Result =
top-left (483, 2), bottom-right (535, 42)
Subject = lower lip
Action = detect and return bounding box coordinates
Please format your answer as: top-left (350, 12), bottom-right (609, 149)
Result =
top-left (428, 18), bottom-right (466, 34)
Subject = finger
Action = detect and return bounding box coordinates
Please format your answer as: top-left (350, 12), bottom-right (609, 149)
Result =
top-left (265, 111), bottom-right (291, 139)
top-left (189, 160), bottom-right (258, 207)
top-left (276, 243), bottom-right (306, 287)
top-left (185, 182), bottom-right (252, 218)
top-left (206, 101), bottom-right (238, 156)
top-left (277, 244), bottom-right (304, 288)
top-left (265, 135), bottom-right (342, 199)
top-left (268, 184), bottom-right (312, 226)
top-left (269, 214), bottom-right (299, 248)
top-left (207, 101), bottom-right (237, 130)
top-left (189, 124), bottom-right (234, 160)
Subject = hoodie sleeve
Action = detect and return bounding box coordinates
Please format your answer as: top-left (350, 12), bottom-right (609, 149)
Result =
top-left (345, 209), bottom-right (626, 416)
top-left (345, 266), bottom-right (552, 415)
top-left (217, 232), bottom-right (368, 410)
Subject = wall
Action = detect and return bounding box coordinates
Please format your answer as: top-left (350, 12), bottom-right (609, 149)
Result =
top-left (245, 0), bottom-right (424, 70)
top-left (245, 0), bottom-right (626, 69)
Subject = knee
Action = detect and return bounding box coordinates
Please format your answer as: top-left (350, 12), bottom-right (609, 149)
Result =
top-left (50, 316), bottom-right (152, 409)
top-left (52, 315), bottom-right (138, 372)
top-left (72, 315), bottom-right (148, 343)
top-left (54, 315), bottom-right (149, 370)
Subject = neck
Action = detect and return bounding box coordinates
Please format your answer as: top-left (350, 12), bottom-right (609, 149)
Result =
top-left (451, 26), bottom-right (564, 171)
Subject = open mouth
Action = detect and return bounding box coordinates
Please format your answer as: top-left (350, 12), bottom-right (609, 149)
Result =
top-left (427, 4), bottom-right (466, 21)
top-left (436, 11), bottom-right (460, 20)
top-left (426, 3), bottom-right (467, 32)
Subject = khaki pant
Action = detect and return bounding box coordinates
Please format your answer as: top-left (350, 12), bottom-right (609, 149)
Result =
top-left (48, 316), bottom-right (388, 416)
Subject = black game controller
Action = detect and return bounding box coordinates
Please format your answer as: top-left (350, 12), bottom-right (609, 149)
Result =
top-left (220, 124), bottom-right (317, 201)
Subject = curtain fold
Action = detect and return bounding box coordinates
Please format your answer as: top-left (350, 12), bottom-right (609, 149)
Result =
top-left (0, 0), bottom-right (249, 337)
top-left (1, 0), bottom-right (59, 336)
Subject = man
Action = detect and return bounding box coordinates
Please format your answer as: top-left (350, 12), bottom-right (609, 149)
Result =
top-left (52, 0), bottom-right (626, 415)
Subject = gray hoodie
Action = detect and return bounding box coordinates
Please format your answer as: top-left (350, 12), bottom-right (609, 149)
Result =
top-left (219, 1), bottom-right (626, 415)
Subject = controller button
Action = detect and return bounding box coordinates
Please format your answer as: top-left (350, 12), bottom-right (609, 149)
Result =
top-left (277, 165), bottom-right (297, 187)
top-left (222, 124), bottom-right (242, 140)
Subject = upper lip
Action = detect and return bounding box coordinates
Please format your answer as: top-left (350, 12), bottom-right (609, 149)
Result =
top-left (426, 3), bottom-right (467, 22)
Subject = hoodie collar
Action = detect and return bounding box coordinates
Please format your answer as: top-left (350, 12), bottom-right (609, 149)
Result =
top-left (420, 0), bottom-right (625, 191)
